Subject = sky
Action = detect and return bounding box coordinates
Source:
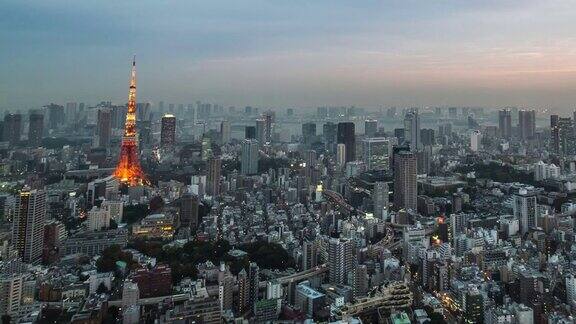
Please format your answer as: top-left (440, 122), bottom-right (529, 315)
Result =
top-left (2, 0), bottom-right (576, 112)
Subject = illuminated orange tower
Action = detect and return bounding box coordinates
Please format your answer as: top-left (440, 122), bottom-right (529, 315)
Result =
top-left (113, 57), bottom-right (149, 186)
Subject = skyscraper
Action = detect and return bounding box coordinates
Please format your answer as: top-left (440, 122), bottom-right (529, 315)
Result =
top-left (3, 113), bottom-right (22, 146)
top-left (248, 262), bottom-right (260, 312)
top-left (218, 269), bottom-right (234, 312)
top-left (513, 188), bottom-right (537, 235)
top-left (551, 115), bottom-right (560, 154)
top-left (364, 119), bottom-right (378, 138)
top-left (65, 102), bottom-right (78, 125)
top-left (337, 122), bottom-right (355, 162)
top-left (12, 189), bottom-right (47, 263)
top-left (464, 287), bottom-right (484, 323)
top-left (160, 114), bottom-right (176, 146)
top-left (137, 120), bottom-right (152, 149)
top-left (256, 113), bottom-right (273, 145)
top-left (336, 144), bottom-right (346, 167)
top-left (302, 122), bottom-right (317, 147)
top-left (420, 128), bottom-right (435, 146)
top-left (45, 103), bottom-right (65, 130)
top-left (328, 238), bottom-right (355, 285)
top-left (393, 151), bottom-right (417, 211)
top-left (470, 130), bottom-right (481, 152)
top-left (238, 269), bottom-right (249, 314)
top-left (111, 104), bottom-right (128, 130)
top-left (97, 108), bottom-right (112, 148)
top-left (498, 109), bottom-right (512, 139)
top-left (220, 120), bottom-right (231, 145)
top-left (256, 118), bottom-right (265, 145)
top-left (567, 274), bottom-right (576, 306)
top-left (28, 111), bottom-right (43, 147)
top-left (136, 102), bottom-right (151, 122)
top-left (558, 117), bottom-right (576, 156)
top-left (241, 139), bottom-right (259, 175)
top-left (323, 122), bottom-right (337, 153)
top-left (362, 137), bottom-right (390, 171)
top-left (373, 182), bottom-right (389, 220)
top-left (179, 193), bottom-right (199, 232)
top-left (404, 110), bottom-right (420, 151)
top-left (302, 240), bottom-right (319, 271)
top-left (0, 274), bottom-right (23, 318)
top-left (245, 126), bottom-right (256, 140)
top-left (518, 109), bottom-right (536, 140)
top-left (207, 157), bottom-right (221, 197)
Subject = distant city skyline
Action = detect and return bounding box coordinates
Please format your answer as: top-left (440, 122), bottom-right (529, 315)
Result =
top-left (3, 1), bottom-right (576, 111)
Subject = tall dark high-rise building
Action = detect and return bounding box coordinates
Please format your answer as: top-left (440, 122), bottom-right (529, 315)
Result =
top-left (110, 104), bottom-right (128, 130)
top-left (241, 139), bottom-right (259, 175)
top-left (323, 122), bottom-right (337, 153)
top-left (256, 118), bottom-right (265, 144)
top-left (551, 115), bottom-right (560, 154)
top-left (207, 157), bottom-right (221, 196)
top-left (248, 262), bottom-right (260, 312)
top-left (417, 149), bottom-right (431, 175)
top-left (498, 109), bottom-right (512, 139)
top-left (373, 182), bottom-right (389, 219)
top-left (136, 102), bottom-right (151, 122)
top-left (160, 114), bottom-right (176, 146)
top-left (3, 113), bottom-right (22, 146)
top-left (65, 102), bottom-right (78, 125)
top-left (394, 128), bottom-right (405, 143)
top-left (12, 188), bottom-right (47, 263)
top-left (245, 126), bottom-right (256, 140)
top-left (464, 287), bottom-right (484, 323)
top-left (137, 120), bottom-right (152, 148)
top-left (45, 104), bottom-right (65, 130)
top-left (364, 119), bottom-right (377, 138)
top-left (393, 151), bottom-right (417, 211)
top-left (337, 122), bottom-right (355, 162)
top-left (28, 111), bottom-right (44, 147)
top-left (256, 113), bottom-right (272, 145)
top-left (302, 122), bottom-right (317, 147)
top-left (179, 193), bottom-right (199, 231)
top-left (97, 108), bottom-right (112, 148)
top-left (559, 117), bottom-right (576, 156)
top-left (404, 110), bottom-right (420, 151)
top-left (302, 240), bottom-right (319, 271)
top-left (518, 110), bottom-right (536, 140)
top-left (238, 269), bottom-right (249, 314)
top-left (220, 120), bottom-right (231, 144)
top-left (420, 128), bottom-right (435, 146)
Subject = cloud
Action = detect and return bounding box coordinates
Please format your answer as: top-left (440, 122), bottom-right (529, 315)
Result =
top-left (2, 0), bottom-right (576, 111)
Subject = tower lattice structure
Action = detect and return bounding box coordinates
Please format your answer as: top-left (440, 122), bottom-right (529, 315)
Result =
top-left (113, 57), bottom-right (149, 186)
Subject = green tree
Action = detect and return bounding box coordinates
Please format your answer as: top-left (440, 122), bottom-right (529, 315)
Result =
top-left (96, 245), bottom-right (137, 273)
top-left (96, 282), bottom-right (109, 294)
top-left (149, 196), bottom-right (164, 213)
top-left (239, 241), bottom-right (295, 270)
top-left (122, 204), bottom-right (149, 224)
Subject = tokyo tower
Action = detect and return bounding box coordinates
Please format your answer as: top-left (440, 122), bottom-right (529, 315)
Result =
top-left (113, 57), bottom-right (149, 186)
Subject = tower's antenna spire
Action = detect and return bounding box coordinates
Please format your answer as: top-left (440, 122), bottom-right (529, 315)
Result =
top-left (132, 55), bottom-right (136, 66)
